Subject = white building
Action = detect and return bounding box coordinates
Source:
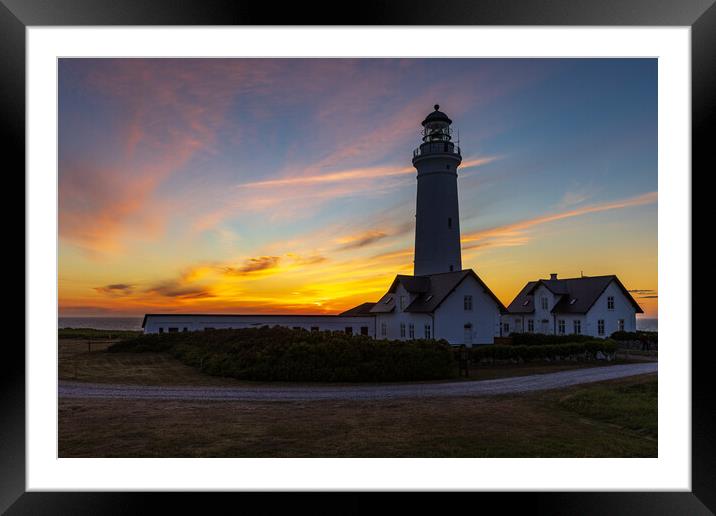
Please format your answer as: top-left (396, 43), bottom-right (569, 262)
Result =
top-left (142, 313), bottom-right (375, 336)
top-left (363, 270), bottom-right (505, 345)
top-left (502, 273), bottom-right (644, 338)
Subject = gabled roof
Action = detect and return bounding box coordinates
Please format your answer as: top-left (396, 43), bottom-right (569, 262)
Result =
top-left (338, 302), bottom-right (377, 316)
top-left (376, 269), bottom-right (506, 314)
top-left (508, 275), bottom-right (644, 315)
top-left (369, 292), bottom-right (396, 313)
top-left (505, 281), bottom-right (539, 313)
top-left (387, 275), bottom-right (430, 294)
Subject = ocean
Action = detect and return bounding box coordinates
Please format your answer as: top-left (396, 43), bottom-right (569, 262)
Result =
top-left (59, 317), bottom-right (144, 331)
top-left (59, 316), bottom-right (659, 332)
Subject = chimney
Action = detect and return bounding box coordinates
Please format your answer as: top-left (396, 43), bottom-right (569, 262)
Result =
top-left (550, 273), bottom-right (558, 280)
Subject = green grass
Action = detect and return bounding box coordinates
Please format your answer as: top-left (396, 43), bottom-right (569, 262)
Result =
top-left (557, 376), bottom-right (657, 438)
top-left (59, 328), bottom-right (142, 340)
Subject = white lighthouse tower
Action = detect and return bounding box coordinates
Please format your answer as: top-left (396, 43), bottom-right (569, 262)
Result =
top-left (412, 105), bottom-right (463, 276)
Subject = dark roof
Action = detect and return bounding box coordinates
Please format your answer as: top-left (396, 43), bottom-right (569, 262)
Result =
top-left (369, 292), bottom-right (396, 313)
top-left (505, 281), bottom-right (538, 313)
top-left (507, 275), bottom-right (644, 315)
top-left (421, 104), bottom-right (452, 126)
top-left (338, 302), bottom-right (377, 316)
top-left (374, 269), bottom-right (506, 314)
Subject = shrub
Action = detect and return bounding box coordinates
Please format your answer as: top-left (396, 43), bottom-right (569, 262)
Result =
top-left (468, 339), bottom-right (617, 363)
top-left (108, 327), bottom-right (457, 382)
top-left (611, 331), bottom-right (657, 343)
top-left (507, 332), bottom-right (594, 346)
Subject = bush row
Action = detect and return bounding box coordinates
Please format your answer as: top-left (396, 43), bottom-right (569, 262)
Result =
top-left (108, 326), bottom-right (457, 382)
top-left (468, 340), bottom-right (618, 362)
top-left (506, 333), bottom-right (595, 346)
top-left (610, 331), bottom-right (658, 343)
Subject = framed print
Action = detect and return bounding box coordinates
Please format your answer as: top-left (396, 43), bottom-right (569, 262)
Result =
top-left (7, 0), bottom-right (710, 512)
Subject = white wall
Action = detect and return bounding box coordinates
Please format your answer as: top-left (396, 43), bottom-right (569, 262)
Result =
top-left (531, 285), bottom-right (557, 334)
top-left (585, 281), bottom-right (638, 337)
top-left (374, 286), bottom-right (432, 341)
top-left (143, 315), bottom-right (375, 336)
top-left (434, 275), bottom-right (501, 345)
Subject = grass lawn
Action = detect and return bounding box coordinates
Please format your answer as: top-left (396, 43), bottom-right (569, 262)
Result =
top-left (58, 374), bottom-right (657, 458)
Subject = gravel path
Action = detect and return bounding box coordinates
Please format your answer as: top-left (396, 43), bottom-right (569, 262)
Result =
top-left (58, 363), bottom-right (657, 401)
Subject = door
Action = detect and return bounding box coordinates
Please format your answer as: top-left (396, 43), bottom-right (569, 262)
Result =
top-left (464, 324), bottom-right (473, 345)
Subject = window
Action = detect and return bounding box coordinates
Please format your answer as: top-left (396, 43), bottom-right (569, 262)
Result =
top-left (360, 326), bottom-right (369, 336)
top-left (400, 323), bottom-right (406, 337)
top-left (502, 322), bottom-right (510, 335)
top-left (409, 323), bottom-right (415, 339)
top-left (573, 320), bottom-right (581, 335)
top-left (597, 320), bottom-right (605, 336)
top-left (381, 322), bottom-right (387, 337)
top-left (400, 296), bottom-right (406, 310)
top-left (311, 326), bottom-right (319, 332)
top-left (424, 324), bottom-right (431, 339)
top-left (558, 320), bottom-right (566, 334)
top-left (607, 296), bottom-right (615, 310)
top-left (345, 327), bottom-right (353, 335)
top-left (448, 217), bottom-right (452, 228)
top-left (168, 327), bottom-right (178, 333)
top-left (464, 295), bottom-right (473, 311)
top-left (541, 296), bottom-right (548, 310)
top-left (618, 319), bottom-right (625, 332)
top-left (449, 265), bottom-right (454, 271)
top-left (527, 319), bottom-right (534, 332)
top-left (158, 327), bottom-right (164, 334)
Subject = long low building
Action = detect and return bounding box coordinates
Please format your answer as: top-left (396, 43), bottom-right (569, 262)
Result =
top-left (142, 313), bottom-right (376, 337)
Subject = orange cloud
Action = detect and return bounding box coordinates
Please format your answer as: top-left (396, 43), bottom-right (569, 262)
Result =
top-left (462, 191), bottom-right (658, 249)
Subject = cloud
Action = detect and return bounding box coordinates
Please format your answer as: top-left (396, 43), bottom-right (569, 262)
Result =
top-left (462, 191), bottom-right (657, 251)
top-left (629, 289), bottom-right (657, 294)
top-left (224, 256), bottom-right (282, 276)
top-left (335, 231), bottom-right (389, 251)
top-left (94, 283), bottom-right (135, 296)
top-left (145, 280), bottom-right (214, 299)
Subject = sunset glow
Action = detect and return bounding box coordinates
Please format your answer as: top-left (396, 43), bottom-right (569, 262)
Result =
top-left (59, 58), bottom-right (658, 318)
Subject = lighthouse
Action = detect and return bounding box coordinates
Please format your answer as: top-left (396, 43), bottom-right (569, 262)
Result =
top-left (412, 105), bottom-right (463, 276)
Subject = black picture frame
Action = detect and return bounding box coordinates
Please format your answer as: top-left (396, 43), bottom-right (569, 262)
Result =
top-left (5, 0), bottom-right (709, 513)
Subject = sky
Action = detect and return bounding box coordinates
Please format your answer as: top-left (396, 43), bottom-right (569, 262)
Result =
top-left (58, 58), bottom-right (658, 318)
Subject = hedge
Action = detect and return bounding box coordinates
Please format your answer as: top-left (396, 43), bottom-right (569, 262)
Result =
top-left (469, 340), bottom-right (618, 362)
top-left (506, 333), bottom-right (595, 346)
top-left (611, 331), bottom-right (658, 343)
top-left (108, 326), bottom-right (457, 382)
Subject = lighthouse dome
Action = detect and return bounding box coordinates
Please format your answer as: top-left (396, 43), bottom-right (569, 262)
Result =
top-left (421, 104), bottom-right (452, 126)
